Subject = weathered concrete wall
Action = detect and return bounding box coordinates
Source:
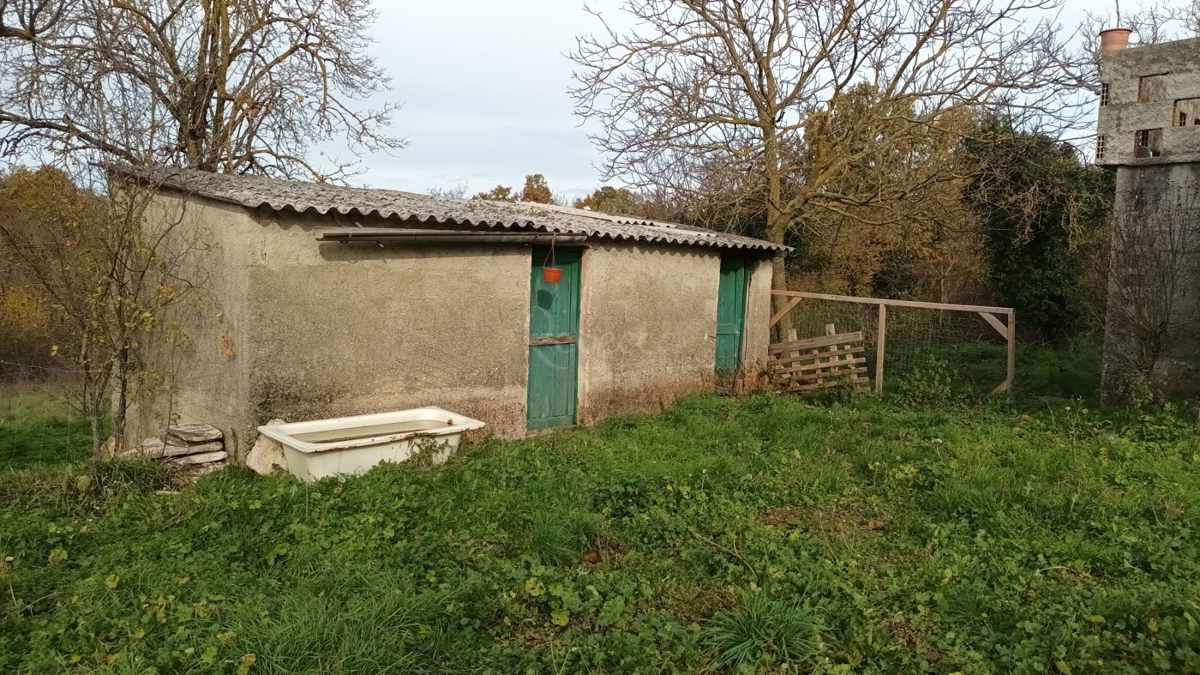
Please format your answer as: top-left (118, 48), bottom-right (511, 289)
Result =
top-left (576, 243), bottom-right (722, 424)
top-left (128, 194), bottom-right (255, 457)
top-left (740, 257), bottom-right (775, 392)
top-left (244, 211), bottom-right (532, 439)
top-left (1102, 163), bottom-right (1200, 397)
top-left (1098, 37), bottom-right (1200, 166)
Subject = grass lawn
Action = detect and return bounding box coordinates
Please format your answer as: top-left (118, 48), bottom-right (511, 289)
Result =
top-left (0, 382), bottom-right (91, 471)
top-left (2, 376), bottom-right (1199, 672)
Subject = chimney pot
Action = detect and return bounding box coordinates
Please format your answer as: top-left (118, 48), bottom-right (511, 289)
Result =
top-left (1100, 28), bottom-right (1133, 52)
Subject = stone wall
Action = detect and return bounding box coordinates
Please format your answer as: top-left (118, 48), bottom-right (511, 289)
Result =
top-left (1102, 163), bottom-right (1200, 397)
top-left (1097, 37), bottom-right (1200, 398)
top-left (1097, 37), bottom-right (1200, 167)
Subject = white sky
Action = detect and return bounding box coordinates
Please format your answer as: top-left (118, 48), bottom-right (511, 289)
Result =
top-left (335, 0), bottom-right (1103, 199)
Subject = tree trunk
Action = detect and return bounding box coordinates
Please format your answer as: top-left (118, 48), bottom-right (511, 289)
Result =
top-left (89, 413), bottom-right (102, 456)
top-left (763, 155), bottom-right (793, 340)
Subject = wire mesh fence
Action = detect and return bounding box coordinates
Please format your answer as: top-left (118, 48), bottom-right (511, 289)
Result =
top-left (771, 292), bottom-right (1015, 396)
top-left (0, 371), bottom-right (95, 471)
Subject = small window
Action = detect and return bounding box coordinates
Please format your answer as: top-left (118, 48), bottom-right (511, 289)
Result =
top-left (1174, 97), bottom-right (1200, 127)
top-left (1095, 134), bottom-right (1106, 159)
top-left (1138, 74), bottom-right (1168, 103)
top-left (1100, 83), bottom-right (1110, 106)
top-left (1135, 128), bottom-right (1163, 158)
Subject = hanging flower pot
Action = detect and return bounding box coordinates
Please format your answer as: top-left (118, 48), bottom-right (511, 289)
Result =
top-left (542, 230), bottom-right (562, 283)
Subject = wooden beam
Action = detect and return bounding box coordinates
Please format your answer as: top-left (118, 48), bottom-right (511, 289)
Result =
top-left (773, 356), bottom-right (868, 376)
top-left (529, 336), bottom-right (576, 346)
top-left (771, 290), bottom-right (1013, 316)
top-left (1009, 313), bottom-right (1016, 389)
top-left (777, 375), bottom-right (870, 393)
top-left (768, 296), bottom-right (803, 328)
top-left (978, 311), bottom-right (1008, 339)
top-left (875, 304), bottom-right (887, 393)
top-left (769, 331), bottom-right (864, 354)
top-left (990, 312), bottom-right (1016, 394)
top-left (775, 366), bottom-right (869, 384)
top-left (772, 347), bottom-right (866, 368)
top-left (317, 228), bottom-right (588, 245)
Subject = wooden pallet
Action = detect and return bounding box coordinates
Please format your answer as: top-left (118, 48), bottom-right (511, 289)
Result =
top-left (768, 324), bottom-right (869, 394)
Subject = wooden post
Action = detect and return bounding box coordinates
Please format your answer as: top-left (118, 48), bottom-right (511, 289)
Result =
top-left (1006, 311), bottom-right (1016, 392)
top-left (820, 324), bottom-right (836, 387)
top-left (875, 304), bottom-right (887, 393)
top-left (786, 329), bottom-right (798, 388)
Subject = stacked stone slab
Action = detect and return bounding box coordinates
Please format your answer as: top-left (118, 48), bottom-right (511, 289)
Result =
top-left (127, 422), bottom-right (228, 476)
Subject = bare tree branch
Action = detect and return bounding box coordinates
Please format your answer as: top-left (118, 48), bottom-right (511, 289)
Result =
top-left (0, 0), bottom-right (405, 181)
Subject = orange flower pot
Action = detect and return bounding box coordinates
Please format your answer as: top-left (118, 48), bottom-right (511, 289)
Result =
top-left (543, 267), bottom-right (563, 283)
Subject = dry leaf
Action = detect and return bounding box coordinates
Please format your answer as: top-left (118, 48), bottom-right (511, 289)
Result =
top-left (867, 519), bottom-right (885, 530)
top-left (583, 551), bottom-right (600, 564)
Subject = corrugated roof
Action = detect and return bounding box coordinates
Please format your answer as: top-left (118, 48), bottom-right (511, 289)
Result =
top-left (110, 164), bottom-right (789, 253)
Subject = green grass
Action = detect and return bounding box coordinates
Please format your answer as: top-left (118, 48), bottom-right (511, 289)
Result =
top-left (2, 371), bottom-right (1200, 672)
top-left (881, 340), bottom-right (1103, 400)
top-left (0, 382), bottom-right (90, 470)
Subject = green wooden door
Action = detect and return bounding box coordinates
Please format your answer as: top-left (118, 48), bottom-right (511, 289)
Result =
top-left (527, 247), bottom-right (582, 430)
top-left (715, 258), bottom-right (748, 378)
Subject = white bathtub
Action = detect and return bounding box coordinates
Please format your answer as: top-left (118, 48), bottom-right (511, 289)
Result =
top-left (256, 407), bottom-right (485, 481)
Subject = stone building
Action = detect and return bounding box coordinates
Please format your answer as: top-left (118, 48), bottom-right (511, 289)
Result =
top-left (1097, 36), bottom-right (1200, 397)
top-left (113, 166), bottom-right (786, 457)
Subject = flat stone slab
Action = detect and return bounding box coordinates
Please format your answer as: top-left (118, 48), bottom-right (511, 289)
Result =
top-left (121, 438), bottom-right (183, 459)
top-left (164, 440), bottom-right (223, 457)
top-left (168, 450), bottom-right (228, 465)
top-left (167, 422), bottom-right (223, 444)
top-left (122, 439), bottom-right (225, 460)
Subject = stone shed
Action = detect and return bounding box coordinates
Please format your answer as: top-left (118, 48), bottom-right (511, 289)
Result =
top-left (117, 167), bottom-right (787, 454)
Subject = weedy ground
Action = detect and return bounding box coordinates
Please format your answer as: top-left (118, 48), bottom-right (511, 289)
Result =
top-left (1, 347), bottom-right (1198, 674)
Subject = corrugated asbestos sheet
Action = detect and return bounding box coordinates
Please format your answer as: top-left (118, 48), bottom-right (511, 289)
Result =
top-left (110, 164), bottom-right (789, 253)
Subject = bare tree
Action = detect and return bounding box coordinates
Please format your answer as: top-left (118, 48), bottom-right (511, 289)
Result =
top-left (570, 0), bottom-right (1085, 307)
top-left (1103, 180), bottom-right (1200, 400)
top-left (1054, 1), bottom-right (1200, 97)
top-left (0, 0), bottom-right (403, 181)
top-left (0, 165), bottom-right (209, 453)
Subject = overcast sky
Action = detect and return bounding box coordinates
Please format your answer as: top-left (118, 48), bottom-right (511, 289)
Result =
top-left (348, 0), bottom-right (1101, 200)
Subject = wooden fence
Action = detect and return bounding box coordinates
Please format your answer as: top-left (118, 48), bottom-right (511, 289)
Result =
top-left (769, 291), bottom-right (1016, 394)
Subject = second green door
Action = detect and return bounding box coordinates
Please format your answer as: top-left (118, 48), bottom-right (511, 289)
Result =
top-left (715, 257), bottom-right (748, 378)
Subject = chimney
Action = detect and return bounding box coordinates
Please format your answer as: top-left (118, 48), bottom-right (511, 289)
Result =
top-left (1100, 28), bottom-right (1133, 52)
